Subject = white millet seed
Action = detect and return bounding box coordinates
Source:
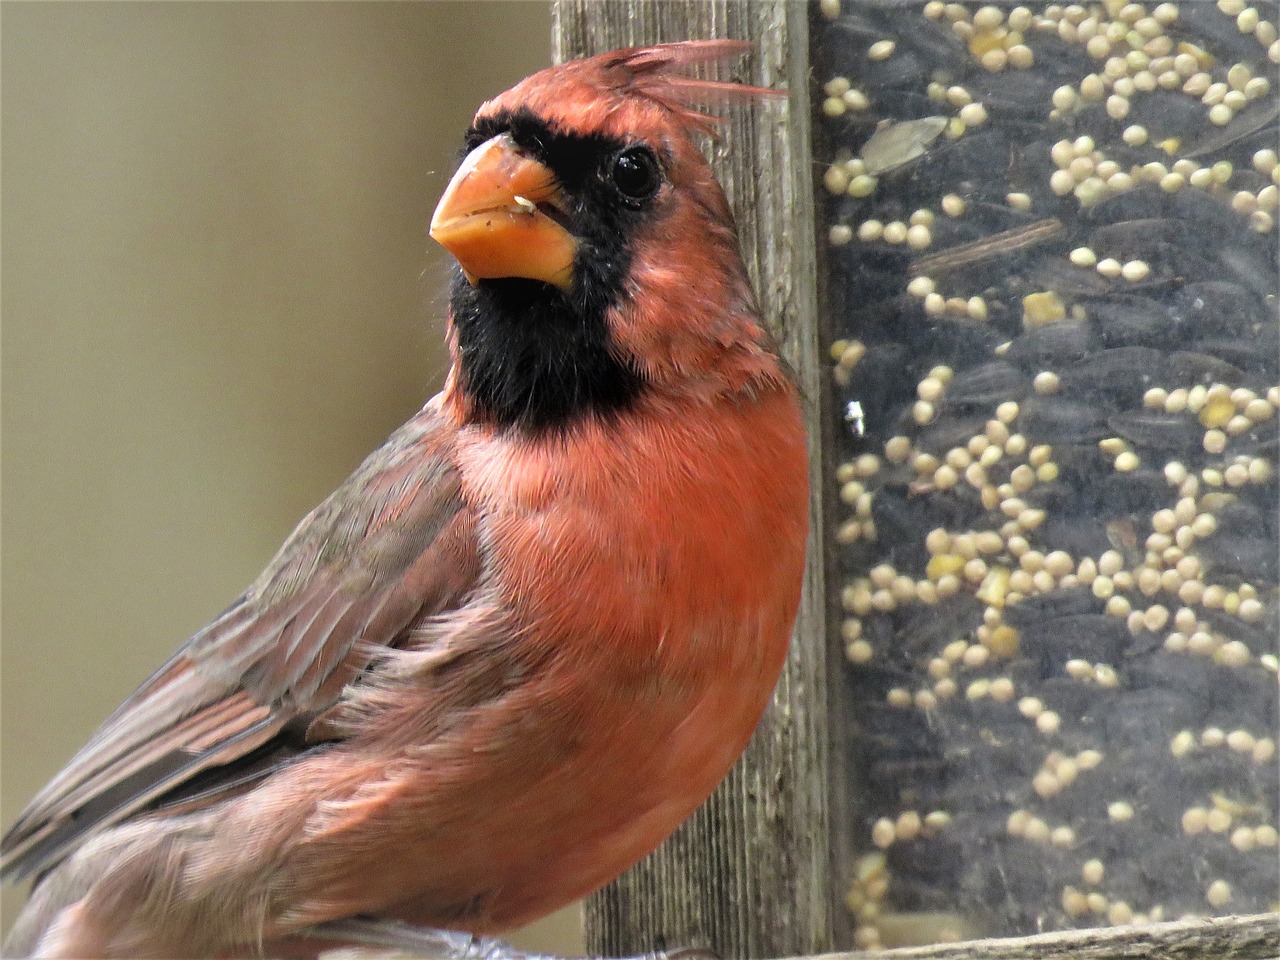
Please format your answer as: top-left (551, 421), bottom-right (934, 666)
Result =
top-left (1121, 260), bottom-right (1151, 281)
top-left (906, 224), bottom-right (933, 249)
top-left (868, 40), bottom-right (896, 60)
top-left (829, 224), bottom-right (854, 246)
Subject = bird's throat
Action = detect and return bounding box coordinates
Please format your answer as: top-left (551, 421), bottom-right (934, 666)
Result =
top-left (447, 274), bottom-right (645, 433)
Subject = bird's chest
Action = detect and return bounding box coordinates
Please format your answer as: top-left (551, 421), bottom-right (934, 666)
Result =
top-left (397, 398), bottom-right (806, 928)
top-left (456, 398), bottom-right (806, 673)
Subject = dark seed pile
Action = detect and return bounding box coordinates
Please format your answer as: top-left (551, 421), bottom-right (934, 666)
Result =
top-left (814, 0), bottom-right (1279, 948)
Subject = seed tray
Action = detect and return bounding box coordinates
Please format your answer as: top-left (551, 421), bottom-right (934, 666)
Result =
top-left (815, 0), bottom-right (1279, 948)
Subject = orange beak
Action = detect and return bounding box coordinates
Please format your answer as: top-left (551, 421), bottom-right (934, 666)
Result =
top-left (430, 134), bottom-right (576, 290)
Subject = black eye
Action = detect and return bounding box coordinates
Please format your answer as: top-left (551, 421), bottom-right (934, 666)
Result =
top-left (609, 147), bottom-right (661, 203)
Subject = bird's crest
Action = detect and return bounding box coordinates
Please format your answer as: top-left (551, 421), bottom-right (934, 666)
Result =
top-left (598, 40), bottom-right (784, 136)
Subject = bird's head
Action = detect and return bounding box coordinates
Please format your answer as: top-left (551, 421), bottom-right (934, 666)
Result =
top-left (430, 41), bottom-right (787, 433)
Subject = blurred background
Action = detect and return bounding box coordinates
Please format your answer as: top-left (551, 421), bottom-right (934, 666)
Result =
top-left (2, 2), bottom-right (583, 951)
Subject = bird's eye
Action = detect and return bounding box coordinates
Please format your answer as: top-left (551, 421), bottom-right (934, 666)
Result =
top-left (609, 147), bottom-right (661, 204)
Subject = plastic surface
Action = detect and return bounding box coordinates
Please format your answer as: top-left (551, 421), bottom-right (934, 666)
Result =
top-left (815, 0), bottom-right (1279, 948)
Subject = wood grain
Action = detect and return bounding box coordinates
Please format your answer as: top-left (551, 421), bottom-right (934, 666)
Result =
top-left (316, 911), bottom-right (1279, 959)
top-left (810, 913), bottom-right (1280, 960)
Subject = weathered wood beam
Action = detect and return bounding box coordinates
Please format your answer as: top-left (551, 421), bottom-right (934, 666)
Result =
top-left (801, 913), bottom-right (1280, 960)
top-left (315, 910), bottom-right (1279, 959)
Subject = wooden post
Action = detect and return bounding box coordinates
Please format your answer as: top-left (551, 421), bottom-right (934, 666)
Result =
top-left (552, 4), bottom-right (843, 958)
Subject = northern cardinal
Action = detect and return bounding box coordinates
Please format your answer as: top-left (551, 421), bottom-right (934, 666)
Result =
top-left (2, 40), bottom-right (807, 959)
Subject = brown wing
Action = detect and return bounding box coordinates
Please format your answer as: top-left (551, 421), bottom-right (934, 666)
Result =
top-left (1, 400), bottom-right (481, 881)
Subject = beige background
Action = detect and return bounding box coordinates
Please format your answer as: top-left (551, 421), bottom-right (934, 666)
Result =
top-left (1, 2), bottom-right (582, 951)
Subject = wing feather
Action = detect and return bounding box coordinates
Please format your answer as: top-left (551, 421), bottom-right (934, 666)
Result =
top-left (1, 402), bottom-right (479, 881)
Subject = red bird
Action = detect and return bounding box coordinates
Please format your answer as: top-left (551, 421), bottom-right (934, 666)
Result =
top-left (2, 41), bottom-right (808, 959)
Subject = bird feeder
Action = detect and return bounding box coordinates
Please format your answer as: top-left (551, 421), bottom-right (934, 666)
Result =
top-left (553, 3), bottom-right (1279, 959)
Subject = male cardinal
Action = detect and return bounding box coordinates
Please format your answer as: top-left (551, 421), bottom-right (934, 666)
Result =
top-left (2, 40), bottom-right (807, 959)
